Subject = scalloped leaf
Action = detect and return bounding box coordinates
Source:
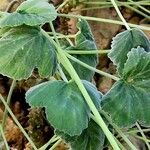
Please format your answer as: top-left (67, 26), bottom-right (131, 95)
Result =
top-left (64, 19), bottom-right (98, 81)
top-left (0, 26), bottom-right (57, 80)
top-left (0, 0), bottom-right (57, 27)
top-left (56, 120), bottom-right (105, 150)
top-left (26, 80), bottom-right (102, 136)
top-left (102, 47), bottom-right (150, 127)
top-left (108, 28), bottom-right (150, 75)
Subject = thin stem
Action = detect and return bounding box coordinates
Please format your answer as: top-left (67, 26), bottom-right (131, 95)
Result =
top-left (99, 110), bottom-right (138, 150)
top-left (49, 139), bottom-right (62, 150)
top-left (2, 80), bottom-right (16, 128)
top-left (58, 13), bottom-right (150, 31)
top-left (127, 128), bottom-right (150, 134)
top-left (135, 122), bottom-right (150, 149)
top-left (83, 1), bottom-right (150, 6)
top-left (56, 0), bottom-right (69, 11)
top-left (66, 50), bottom-right (111, 55)
top-left (0, 124), bottom-right (9, 150)
top-left (57, 64), bottom-right (68, 82)
top-left (111, 0), bottom-right (130, 30)
top-left (39, 135), bottom-right (60, 150)
top-left (41, 27), bottom-right (120, 150)
top-left (65, 52), bottom-right (120, 81)
top-left (128, 0), bottom-right (150, 15)
top-left (124, 4), bottom-right (150, 19)
top-left (0, 94), bottom-right (38, 150)
top-left (131, 135), bottom-right (150, 143)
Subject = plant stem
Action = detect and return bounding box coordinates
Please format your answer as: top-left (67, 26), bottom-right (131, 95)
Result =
top-left (2, 80), bottom-right (16, 129)
top-left (0, 94), bottom-right (38, 150)
top-left (39, 135), bottom-right (60, 150)
top-left (127, 128), bottom-right (150, 134)
top-left (42, 25), bottom-right (120, 150)
top-left (99, 110), bottom-right (138, 150)
top-left (124, 4), bottom-right (150, 19)
top-left (111, 0), bottom-right (130, 30)
top-left (58, 13), bottom-right (150, 31)
top-left (56, 0), bottom-right (69, 11)
top-left (135, 122), bottom-right (150, 149)
top-left (128, 0), bottom-right (150, 15)
top-left (49, 139), bottom-right (62, 150)
top-left (57, 64), bottom-right (68, 82)
top-left (65, 52), bottom-right (120, 81)
top-left (131, 134), bottom-right (150, 143)
top-left (66, 50), bottom-right (111, 54)
top-left (0, 124), bottom-right (9, 150)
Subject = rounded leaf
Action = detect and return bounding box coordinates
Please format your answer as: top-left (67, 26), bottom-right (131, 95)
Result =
top-left (0, 26), bottom-right (57, 80)
top-left (26, 80), bottom-right (102, 136)
top-left (0, 0), bottom-right (57, 27)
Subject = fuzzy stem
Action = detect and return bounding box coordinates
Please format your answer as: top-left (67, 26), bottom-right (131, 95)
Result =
top-left (111, 0), bottom-right (130, 30)
top-left (135, 122), bottom-right (150, 149)
top-left (100, 110), bottom-right (138, 150)
top-left (66, 50), bottom-right (111, 54)
top-left (65, 52), bottom-right (120, 81)
top-left (0, 124), bottom-right (9, 150)
top-left (49, 139), bottom-right (62, 150)
top-left (0, 94), bottom-right (38, 150)
top-left (2, 80), bottom-right (16, 129)
top-left (58, 13), bottom-right (150, 31)
top-left (42, 25), bottom-right (120, 149)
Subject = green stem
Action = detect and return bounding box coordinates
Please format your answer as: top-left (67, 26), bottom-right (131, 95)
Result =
top-left (111, 0), bottom-right (130, 30)
top-left (42, 26), bottom-right (120, 150)
top-left (128, 0), bottom-right (150, 15)
top-left (58, 13), bottom-right (150, 31)
top-left (100, 110), bottom-right (138, 150)
top-left (66, 50), bottom-right (111, 54)
top-left (0, 124), bottom-right (9, 150)
top-left (39, 135), bottom-right (60, 150)
top-left (127, 128), bottom-right (150, 134)
top-left (57, 64), bottom-right (68, 82)
top-left (56, 0), bottom-right (69, 11)
top-left (124, 4), bottom-right (150, 19)
top-left (135, 122), bottom-right (150, 149)
top-left (130, 134), bottom-right (150, 143)
top-left (49, 139), bottom-right (62, 150)
top-left (65, 52), bottom-right (120, 81)
top-left (2, 80), bottom-right (16, 128)
top-left (83, 1), bottom-right (150, 6)
top-left (0, 94), bottom-right (38, 150)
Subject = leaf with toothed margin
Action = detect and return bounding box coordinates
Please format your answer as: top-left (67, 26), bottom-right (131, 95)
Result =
top-left (0, 26), bottom-right (57, 80)
top-left (102, 47), bottom-right (150, 127)
top-left (25, 80), bottom-right (102, 136)
top-left (0, 0), bottom-right (57, 27)
top-left (63, 19), bottom-right (98, 81)
top-left (55, 119), bottom-right (105, 150)
top-left (108, 28), bottom-right (150, 75)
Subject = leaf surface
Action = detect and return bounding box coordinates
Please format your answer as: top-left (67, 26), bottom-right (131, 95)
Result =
top-left (0, 0), bottom-right (57, 27)
top-left (0, 26), bottom-right (57, 80)
top-left (56, 120), bottom-right (105, 150)
top-left (108, 28), bottom-right (150, 75)
top-left (65, 19), bottom-right (98, 81)
top-left (102, 47), bottom-right (150, 127)
top-left (26, 80), bottom-right (102, 135)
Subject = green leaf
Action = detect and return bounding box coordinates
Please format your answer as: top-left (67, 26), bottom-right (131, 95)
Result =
top-left (26, 80), bottom-right (102, 136)
top-left (102, 47), bottom-right (150, 127)
top-left (0, 0), bottom-right (57, 27)
top-left (56, 120), bottom-right (105, 150)
top-left (0, 26), bottom-right (57, 80)
top-left (108, 28), bottom-right (150, 75)
top-left (64, 19), bottom-right (98, 81)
